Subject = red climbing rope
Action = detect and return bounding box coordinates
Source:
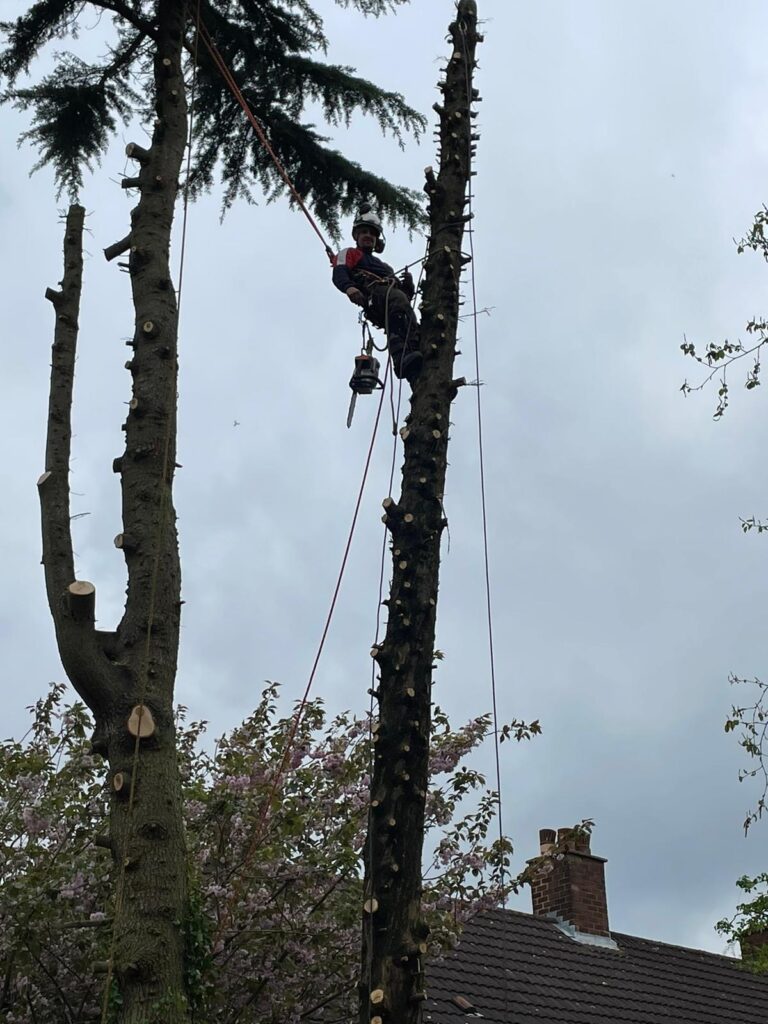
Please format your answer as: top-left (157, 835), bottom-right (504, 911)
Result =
top-left (197, 19), bottom-right (335, 263)
top-left (212, 358), bottom-right (392, 947)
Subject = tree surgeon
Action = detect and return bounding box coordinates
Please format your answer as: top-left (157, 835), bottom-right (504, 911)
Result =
top-left (333, 206), bottom-right (423, 383)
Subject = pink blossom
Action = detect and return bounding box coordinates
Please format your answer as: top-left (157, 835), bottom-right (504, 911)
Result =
top-left (21, 806), bottom-right (49, 837)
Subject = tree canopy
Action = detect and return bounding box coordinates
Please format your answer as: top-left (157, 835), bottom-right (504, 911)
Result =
top-left (0, 0), bottom-right (426, 236)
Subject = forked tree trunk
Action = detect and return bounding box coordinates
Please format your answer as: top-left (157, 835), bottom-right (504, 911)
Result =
top-left (38, 1), bottom-right (191, 1020)
top-left (359, 4), bottom-right (481, 1023)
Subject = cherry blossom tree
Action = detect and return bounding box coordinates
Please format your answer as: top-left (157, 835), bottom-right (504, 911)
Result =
top-left (0, 683), bottom-right (529, 1022)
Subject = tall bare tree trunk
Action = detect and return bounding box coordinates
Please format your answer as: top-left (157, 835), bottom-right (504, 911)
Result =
top-left (38, 2), bottom-right (192, 1020)
top-left (359, 3), bottom-right (481, 1023)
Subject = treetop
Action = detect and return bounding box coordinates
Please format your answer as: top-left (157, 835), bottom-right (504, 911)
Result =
top-left (0, 0), bottom-right (426, 238)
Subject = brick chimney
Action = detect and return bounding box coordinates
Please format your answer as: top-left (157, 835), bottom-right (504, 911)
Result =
top-left (528, 827), bottom-right (611, 938)
top-left (739, 929), bottom-right (768, 965)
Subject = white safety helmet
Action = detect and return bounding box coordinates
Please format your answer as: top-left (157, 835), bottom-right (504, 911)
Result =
top-left (352, 204), bottom-right (386, 253)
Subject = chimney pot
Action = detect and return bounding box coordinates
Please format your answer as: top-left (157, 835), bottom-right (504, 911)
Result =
top-left (539, 828), bottom-right (556, 854)
top-left (555, 825), bottom-right (591, 853)
top-left (574, 831), bottom-right (591, 854)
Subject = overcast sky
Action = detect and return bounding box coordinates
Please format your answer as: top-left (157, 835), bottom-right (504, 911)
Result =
top-left (3, 0), bottom-right (768, 956)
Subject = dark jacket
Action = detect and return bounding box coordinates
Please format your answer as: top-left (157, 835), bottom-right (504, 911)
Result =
top-left (332, 247), bottom-right (413, 297)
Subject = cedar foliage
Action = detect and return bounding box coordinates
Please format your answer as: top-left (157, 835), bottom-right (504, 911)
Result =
top-left (0, 0), bottom-right (426, 236)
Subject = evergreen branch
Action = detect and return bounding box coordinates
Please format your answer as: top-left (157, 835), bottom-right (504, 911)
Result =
top-left (209, 0), bottom-right (327, 54)
top-left (0, 0), bottom-right (80, 85)
top-left (272, 53), bottom-right (427, 144)
top-left (8, 57), bottom-right (132, 196)
top-left (198, 2), bottom-right (424, 144)
top-left (192, 99), bottom-right (424, 238)
top-left (87, 0), bottom-right (157, 40)
top-left (96, 27), bottom-right (146, 87)
top-left (333, 0), bottom-right (411, 14)
top-left (3, 0), bottom-right (427, 232)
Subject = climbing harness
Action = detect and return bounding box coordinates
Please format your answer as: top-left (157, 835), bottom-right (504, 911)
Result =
top-left (347, 321), bottom-right (384, 428)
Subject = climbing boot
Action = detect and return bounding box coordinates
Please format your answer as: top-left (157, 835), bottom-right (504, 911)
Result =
top-left (390, 335), bottom-right (422, 383)
top-left (398, 350), bottom-right (423, 383)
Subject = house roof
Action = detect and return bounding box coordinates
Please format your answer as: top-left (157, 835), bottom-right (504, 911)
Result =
top-left (426, 908), bottom-right (768, 1023)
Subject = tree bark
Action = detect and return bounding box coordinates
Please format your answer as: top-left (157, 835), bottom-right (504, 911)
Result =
top-left (38, 2), bottom-right (192, 1020)
top-left (359, 4), bottom-right (481, 1023)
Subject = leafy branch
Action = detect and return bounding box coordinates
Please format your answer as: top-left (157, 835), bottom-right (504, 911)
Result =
top-left (739, 517), bottom-right (768, 535)
top-left (679, 331), bottom-right (764, 420)
top-left (679, 205), bottom-right (768, 418)
top-left (716, 872), bottom-right (768, 970)
top-left (724, 674), bottom-right (768, 835)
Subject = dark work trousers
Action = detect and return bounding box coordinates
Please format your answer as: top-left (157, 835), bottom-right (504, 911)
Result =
top-left (364, 282), bottom-right (421, 377)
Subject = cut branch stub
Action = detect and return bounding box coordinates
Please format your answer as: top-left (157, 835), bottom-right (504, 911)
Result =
top-left (127, 704), bottom-right (156, 739)
top-left (104, 234), bottom-right (132, 262)
top-left (114, 533), bottom-right (138, 553)
top-left (68, 580), bottom-right (95, 623)
top-left (370, 989), bottom-right (386, 1006)
top-left (125, 142), bottom-right (150, 164)
top-left (363, 898), bottom-right (379, 914)
top-left (112, 770), bottom-right (132, 799)
top-left (382, 496), bottom-right (404, 530)
top-left (37, 470), bottom-right (52, 488)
